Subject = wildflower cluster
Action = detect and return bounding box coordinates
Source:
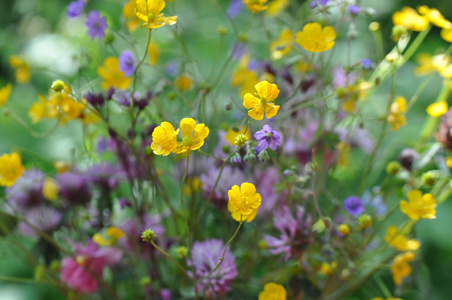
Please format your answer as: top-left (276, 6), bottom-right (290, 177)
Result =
top-left (1, 1), bottom-right (452, 299)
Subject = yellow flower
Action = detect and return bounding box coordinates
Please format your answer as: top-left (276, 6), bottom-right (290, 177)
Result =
top-left (392, 7), bottom-right (429, 31)
top-left (387, 96), bottom-right (407, 130)
top-left (415, 53), bottom-right (450, 76)
top-left (447, 156), bottom-right (452, 168)
top-left (338, 224), bottom-right (350, 236)
top-left (266, 0), bottom-right (289, 17)
top-left (258, 282), bottom-right (286, 300)
top-left (43, 178), bottom-right (59, 201)
top-left (390, 96), bottom-right (407, 114)
top-left (225, 127), bottom-right (251, 145)
top-left (243, 81), bottom-right (280, 120)
top-left (296, 22), bottom-right (336, 53)
top-left (151, 121), bottom-right (179, 156)
top-left (384, 225), bottom-right (421, 251)
top-left (417, 6), bottom-right (451, 29)
top-left (400, 190), bottom-right (436, 220)
top-left (391, 252), bottom-right (415, 286)
top-left (270, 28), bottom-right (294, 60)
top-left (0, 153), bottom-right (25, 187)
top-left (98, 57), bottom-right (131, 90)
top-left (54, 161), bottom-right (72, 174)
top-left (372, 297), bottom-right (403, 300)
top-left (174, 74), bottom-right (193, 91)
top-left (93, 227), bottom-right (125, 247)
top-left (173, 118), bottom-right (209, 154)
top-left (0, 83), bottom-right (12, 107)
top-left (426, 101), bottom-right (448, 117)
top-left (123, 0), bottom-right (141, 32)
top-left (441, 27), bottom-right (452, 43)
top-left (319, 261), bottom-right (337, 276)
top-left (135, 0), bottom-right (177, 30)
top-left (148, 41), bottom-right (160, 66)
top-left (9, 55), bottom-right (31, 84)
top-left (243, 0), bottom-right (268, 14)
top-left (227, 182), bottom-right (261, 222)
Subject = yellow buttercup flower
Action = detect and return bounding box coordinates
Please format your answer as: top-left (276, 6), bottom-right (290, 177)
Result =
top-left (174, 74), bottom-right (193, 91)
top-left (9, 55), bottom-right (31, 84)
top-left (227, 182), bottom-right (261, 222)
top-left (93, 227), bottom-right (126, 247)
top-left (387, 96), bottom-right (407, 130)
top-left (225, 127), bottom-right (251, 145)
top-left (441, 27), bottom-right (452, 43)
top-left (135, 0), bottom-right (177, 30)
top-left (319, 261), bottom-right (337, 276)
top-left (417, 6), bottom-right (451, 29)
top-left (392, 7), bottom-right (429, 31)
top-left (415, 53), bottom-right (450, 76)
top-left (173, 118), bottom-right (209, 154)
top-left (0, 83), bottom-right (12, 107)
top-left (97, 57), bottom-right (131, 90)
top-left (123, 0), bottom-right (140, 32)
top-left (0, 152), bottom-right (25, 187)
top-left (391, 252), bottom-right (415, 286)
top-left (266, 0), bottom-right (289, 17)
top-left (43, 178), bottom-right (59, 201)
top-left (270, 28), bottom-right (294, 60)
top-left (151, 121), bottom-right (179, 156)
top-left (400, 190), bottom-right (436, 220)
top-left (148, 41), bottom-right (160, 66)
top-left (372, 298), bottom-right (403, 300)
top-left (338, 224), bottom-right (350, 235)
top-left (243, 0), bottom-right (268, 14)
top-left (243, 81), bottom-right (280, 120)
top-left (384, 225), bottom-right (420, 251)
top-left (258, 282), bottom-right (286, 300)
top-left (426, 101), bottom-right (448, 117)
top-left (296, 22), bottom-right (336, 53)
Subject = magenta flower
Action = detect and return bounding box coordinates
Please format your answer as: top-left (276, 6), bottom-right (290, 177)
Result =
top-left (61, 242), bottom-right (122, 293)
top-left (254, 125), bottom-right (281, 151)
top-left (188, 239), bottom-right (238, 296)
top-left (118, 51), bottom-right (136, 77)
top-left (85, 11), bottom-right (107, 40)
top-left (264, 205), bottom-right (311, 261)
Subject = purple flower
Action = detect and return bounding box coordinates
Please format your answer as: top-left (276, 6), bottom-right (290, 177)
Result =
top-left (19, 206), bottom-right (62, 236)
top-left (227, 0), bottom-right (242, 18)
top-left (57, 172), bottom-right (92, 206)
top-left (188, 239), bottom-right (238, 296)
top-left (159, 289), bottom-right (172, 300)
top-left (264, 205), bottom-right (311, 261)
top-left (67, 0), bottom-right (86, 18)
top-left (310, 0), bottom-right (330, 8)
top-left (119, 197), bottom-right (132, 210)
top-left (88, 164), bottom-right (120, 190)
top-left (115, 91), bottom-right (132, 107)
top-left (344, 196), bottom-right (365, 216)
top-left (254, 125), bottom-right (281, 151)
top-left (6, 169), bottom-right (45, 210)
top-left (361, 58), bottom-right (372, 69)
top-left (348, 5), bottom-right (360, 15)
top-left (255, 168), bottom-right (280, 213)
top-left (118, 51), bottom-right (136, 77)
top-left (85, 92), bottom-right (105, 107)
top-left (85, 11), bottom-right (107, 40)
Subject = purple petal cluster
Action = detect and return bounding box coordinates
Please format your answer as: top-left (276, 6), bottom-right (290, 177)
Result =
top-left (19, 206), bottom-right (62, 236)
top-left (264, 205), bottom-right (311, 261)
top-left (344, 196), bottom-right (365, 216)
top-left (57, 172), bottom-right (92, 206)
top-left (227, 0), bottom-right (242, 18)
top-left (118, 51), bottom-right (137, 77)
top-left (86, 11), bottom-right (107, 40)
top-left (188, 239), bottom-right (238, 296)
top-left (254, 125), bottom-right (281, 151)
top-left (348, 5), bottom-right (360, 15)
top-left (67, 0), bottom-right (86, 18)
top-left (6, 169), bottom-right (46, 209)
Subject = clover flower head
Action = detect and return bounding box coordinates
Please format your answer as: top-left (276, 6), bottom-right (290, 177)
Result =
top-left (243, 81), bottom-right (280, 120)
top-left (296, 22), bottom-right (336, 53)
top-left (188, 239), bottom-right (238, 296)
top-left (227, 182), bottom-right (261, 222)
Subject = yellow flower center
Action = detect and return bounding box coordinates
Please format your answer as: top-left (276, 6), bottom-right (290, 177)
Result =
top-left (147, 12), bottom-right (156, 22)
top-left (182, 135), bottom-right (193, 146)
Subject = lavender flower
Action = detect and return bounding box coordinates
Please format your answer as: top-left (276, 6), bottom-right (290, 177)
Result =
top-left (118, 51), bottom-right (136, 77)
top-left (254, 125), bottom-right (281, 151)
top-left (85, 92), bottom-right (105, 107)
top-left (344, 196), bottom-right (365, 216)
top-left (310, 0), bottom-right (330, 8)
top-left (227, 0), bottom-right (242, 18)
top-left (362, 58), bottom-right (372, 69)
top-left (88, 164), bottom-right (120, 190)
top-left (264, 205), bottom-right (311, 261)
top-left (57, 172), bottom-right (92, 206)
top-left (86, 11), bottom-right (107, 40)
top-left (115, 91), bottom-right (132, 107)
top-left (67, 0), bottom-right (86, 18)
top-left (348, 5), bottom-right (360, 15)
top-left (188, 239), bottom-right (238, 296)
top-left (6, 169), bottom-right (45, 210)
top-left (19, 206), bottom-right (62, 236)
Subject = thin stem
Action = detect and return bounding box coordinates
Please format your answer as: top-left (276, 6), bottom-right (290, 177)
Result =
top-left (197, 149), bottom-right (224, 162)
top-left (150, 241), bottom-right (194, 283)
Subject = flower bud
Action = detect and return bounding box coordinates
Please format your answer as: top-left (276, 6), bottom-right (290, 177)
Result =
top-left (338, 224), bottom-right (350, 236)
top-left (51, 80), bottom-right (66, 92)
top-left (386, 161), bottom-right (401, 175)
top-left (357, 214), bottom-right (372, 230)
top-left (422, 171), bottom-right (438, 186)
top-left (217, 26), bottom-right (228, 35)
top-left (176, 246), bottom-right (188, 258)
top-left (141, 228), bottom-right (157, 243)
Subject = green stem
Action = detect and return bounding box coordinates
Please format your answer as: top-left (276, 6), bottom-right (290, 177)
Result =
top-left (150, 241), bottom-right (193, 283)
